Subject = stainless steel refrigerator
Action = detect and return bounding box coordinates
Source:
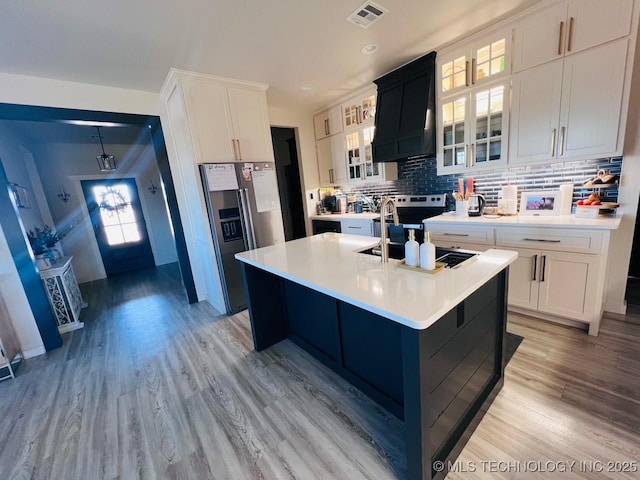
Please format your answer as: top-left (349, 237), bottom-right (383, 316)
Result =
top-left (200, 163), bottom-right (285, 314)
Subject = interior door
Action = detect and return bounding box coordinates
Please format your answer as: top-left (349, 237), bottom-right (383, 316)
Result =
top-left (81, 179), bottom-right (155, 276)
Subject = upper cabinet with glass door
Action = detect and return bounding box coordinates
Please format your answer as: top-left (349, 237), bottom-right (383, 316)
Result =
top-left (342, 90), bottom-right (377, 130)
top-left (345, 126), bottom-right (395, 182)
top-left (439, 29), bottom-right (511, 96)
top-left (437, 28), bottom-right (511, 175)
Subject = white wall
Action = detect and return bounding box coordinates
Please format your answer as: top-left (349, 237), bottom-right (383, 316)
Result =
top-left (32, 142), bottom-right (177, 283)
top-left (268, 97), bottom-right (319, 235)
top-left (0, 126), bottom-right (46, 232)
top-left (0, 225), bottom-right (45, 358)
top-left (0, 72), bottom-right (159, 115)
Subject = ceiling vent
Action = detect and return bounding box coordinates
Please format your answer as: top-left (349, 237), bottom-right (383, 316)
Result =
top-left (346, 2), bottom-right (388, 29)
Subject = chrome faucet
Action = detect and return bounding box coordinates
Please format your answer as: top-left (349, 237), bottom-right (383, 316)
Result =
top-left (380, 197), bottom-right (400, 262)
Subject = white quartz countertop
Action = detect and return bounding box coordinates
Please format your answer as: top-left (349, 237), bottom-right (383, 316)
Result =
top-left (424, 213), bottom-right (621, 230)
top-left (310, 213), bottom-right (378, 221)
top-left (235, 234), bottom-right (517, 330)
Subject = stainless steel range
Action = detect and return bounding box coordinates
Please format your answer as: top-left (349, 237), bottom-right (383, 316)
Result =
top-left (373, 194), bottom-right (448, 243)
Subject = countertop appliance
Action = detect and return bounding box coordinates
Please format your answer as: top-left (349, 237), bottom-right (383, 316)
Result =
top-left (468, 194), bottom-right (486, 217)
top-left (373, 194), bottom-right (448, 243)
top-left (322, 195), bottom-right (340, 213)
top-left (372, 52), bottom-right (436, 163)
top-left (200, 163), bottom-right (285, 314)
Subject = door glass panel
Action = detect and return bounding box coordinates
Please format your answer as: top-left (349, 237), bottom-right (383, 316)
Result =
top-left (490, 140), bottom-right (502, 160)
top-left (490, 113), bottom-right (503, 137)
top-left (93, 184), bottom-right (141, 246)
top-left (473, 84), bottom-right (504, 163)
top-left (346, 132), bottom-right (360, 164)
top-left (476, 143), bottom-right (488, 163)
top-left (489, 86), bottom-right (504, 113)
top-left (454, 123), bottom-right (465, 143)
top-left (476, 117), bottom-right (488, 140)
top-left (362, 95), bottom-right (376, 121)
top-left (442, 96), bottom-right (466, 168)
top-left (475, 38), bottom-right (506, 81)
top-left (444, 149), bottom-right (453, 167)
top-left (344, 105), bottom-right (358, 127)
top-left (442, 56), bottom-right (467, 92)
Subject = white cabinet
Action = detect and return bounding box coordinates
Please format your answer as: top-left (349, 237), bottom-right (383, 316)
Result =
top-left (509, 61), bottom-right (563, 163)
top-left (439, 79), bottom-right (510, 174)
top-left (316, 135), bottom-right (348, 186)
top-left (437, 29), bottom-right (511, 175)
top-left (175, 73), bottom-right (274, 164)
top-left (510, 39), bottom-right (628, 164)
top-left (537, 251), bottom-right (599, 320)
top-left (314, 105), bottom-right (343, 140)
top-left (344, 124), bottom-right (397, 183)
top-left (424, 219), bottom-right (616, 335)
top-left (340, 218), bottom-right (374, 236)
top-left (439, 29), bottom-right (511, 96)
top-left (315, 88), bottom-right (396, 185)
top-left (506, 246), bottom-right (599, 322)
top-left (513, 0), bottom-right (633, 73)
top-left (342, 91), bottom-right (377, 130)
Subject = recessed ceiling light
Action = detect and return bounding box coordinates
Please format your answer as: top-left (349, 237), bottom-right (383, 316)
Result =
top-left (301, 85), bottom-right (313, 91)
top-left (361, 44), bottom-right (378, 55)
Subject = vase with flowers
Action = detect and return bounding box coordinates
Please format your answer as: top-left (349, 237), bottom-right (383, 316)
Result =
top-left (27, 225), bottom-right (61, 269)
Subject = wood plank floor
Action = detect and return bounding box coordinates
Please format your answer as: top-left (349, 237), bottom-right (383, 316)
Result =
top-left (0, 263), bottom-right (638, 479)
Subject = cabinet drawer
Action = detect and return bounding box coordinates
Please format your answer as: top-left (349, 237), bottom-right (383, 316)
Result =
top-left (340, 219), bottom-right (373, 236)
top-left (426, 224), bottom-right (495, 245)
top-left (495, 228), bottom-right (603, 254)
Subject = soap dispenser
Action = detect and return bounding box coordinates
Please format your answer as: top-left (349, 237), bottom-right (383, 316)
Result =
top-left (405, 229), bottom-right (420, 267)
top-left (420, 231), bottom-right (436, 270)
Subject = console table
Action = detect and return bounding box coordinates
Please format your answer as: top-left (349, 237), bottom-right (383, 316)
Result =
top-left (40, 256), bottom-right (86, 334)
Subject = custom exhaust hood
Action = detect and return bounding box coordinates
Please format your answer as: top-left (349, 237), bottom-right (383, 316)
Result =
top-left (372, 51), bottom-right (436, 163)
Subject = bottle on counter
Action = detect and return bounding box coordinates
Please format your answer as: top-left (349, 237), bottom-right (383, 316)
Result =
top-left (420, 231), bottom-right (436, 270)
top-left (405, 229), bottom-right (420, 267)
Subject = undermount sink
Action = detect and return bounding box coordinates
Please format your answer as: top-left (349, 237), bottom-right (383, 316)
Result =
top-left (358, 244), bottom-right (478, 268)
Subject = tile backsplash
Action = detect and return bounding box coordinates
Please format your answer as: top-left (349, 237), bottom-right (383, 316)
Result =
top-left (342, 156), bottom-right (621, 209)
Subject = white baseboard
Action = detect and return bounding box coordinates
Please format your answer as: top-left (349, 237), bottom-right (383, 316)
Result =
top-left (604, 300), bottom-right (627, 315)
top-left (22, 345), bottom-right (46, 359)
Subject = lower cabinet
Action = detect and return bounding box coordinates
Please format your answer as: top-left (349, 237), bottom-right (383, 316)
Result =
top-left (283, 282), bottom-right (341, 361)
top-left (340, 218), bottom-right (374, 236)
top-left (505, 247), bottom-right (600, 322)
top-left (425, 220), bottom-right (613, 335)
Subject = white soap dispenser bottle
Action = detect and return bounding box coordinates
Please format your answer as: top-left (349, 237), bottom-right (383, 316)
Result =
top-left (405, 229), bottom-right (420, 267)
top-left (420, 231), bottom-right (436, 270)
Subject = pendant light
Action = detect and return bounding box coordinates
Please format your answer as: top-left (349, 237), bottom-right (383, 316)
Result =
top-left (95, 126), bottom-right (116, 171)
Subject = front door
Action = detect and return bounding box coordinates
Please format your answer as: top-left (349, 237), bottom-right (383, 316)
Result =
top-left (81, 178), bottom-right (155, 276)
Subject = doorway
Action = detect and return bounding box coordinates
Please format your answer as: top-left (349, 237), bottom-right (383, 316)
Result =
top-left (271, 127), bottom-right (306, 241)
top-left (0, 103), bottom-right (198, 352)
top-left (81, 178), bottom-right (155, 276)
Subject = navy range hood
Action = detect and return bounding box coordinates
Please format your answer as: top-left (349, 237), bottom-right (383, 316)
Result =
top-left (372, 51), bottom-right (436, 163)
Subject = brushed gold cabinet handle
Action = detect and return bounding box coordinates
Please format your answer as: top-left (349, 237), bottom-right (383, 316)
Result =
top-left (237, 139), bottom-right (243, 161)
top-left (550, 128), bottom-right (557, 157)
top-left (558, 21), bottom-right (565, 55)
top-left (560, 126), bottom-right (566, 156)
top-left (471, 58), bottom-right (477, 84)
top-left (567, 17), bottom-right (574, 52)
top-left (465, 60), bottom-right (470, 87)
top-left (324, 119), bottom-right (329, 136)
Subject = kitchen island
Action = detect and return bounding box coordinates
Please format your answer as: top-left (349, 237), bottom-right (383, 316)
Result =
top-left (235, 234), bottom-right (517, 479)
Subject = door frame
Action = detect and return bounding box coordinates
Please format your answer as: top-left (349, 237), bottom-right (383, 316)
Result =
top-left (0, 103), bottom-right (198, 351)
